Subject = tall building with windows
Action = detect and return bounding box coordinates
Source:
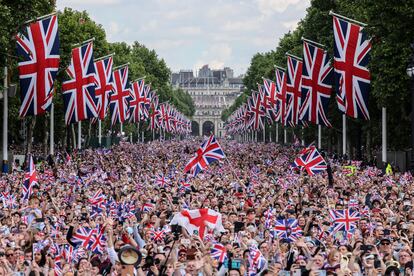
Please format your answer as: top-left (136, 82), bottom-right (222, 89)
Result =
top-left (171, 65), bottom-right (243, 137)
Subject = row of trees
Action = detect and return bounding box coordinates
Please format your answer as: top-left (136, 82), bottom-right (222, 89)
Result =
top-left (0, 0), bottom-right (195, 153)
top-left (222, 0), bottom-right (414, 160)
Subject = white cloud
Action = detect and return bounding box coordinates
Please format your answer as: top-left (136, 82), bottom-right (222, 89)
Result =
top-left (255, 0), bottom-right (307, 14)
top-left (175, 26), bottom-right (202, 36)
top-left (147, 39), bottom-right (188, 51)
top-left (282, 19), bottom-right (300, 31)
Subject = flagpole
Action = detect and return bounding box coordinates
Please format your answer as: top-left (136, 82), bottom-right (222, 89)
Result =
top-left (382, 107), bottom-right (387, 163)
top-left (318, 125), bottom-right (322, 149)
top-left (23, 12), bottom-right (57, 25)
top-left (77, 121), bottom-right (81, 150)
top-left (98, 119), bottom-right (102, 147)
top-left (284, 128), bottom-right (287, 144)
top-left (329, 11), bottom-right (368, 27)
top-left (263, 125), bottom-right (266, 143)
top-left (2, 66), bottom-right (8, 173)
top-left (137, 121), bottom-right (140, 143)
top-left (342, 114), bottom-right (347, 157)
top-left (276, 123), bottom-right (279, 143)
top-left (301, 127), bottom-right (305, 146)
top-left (50, 103), bottom-right (54, 155)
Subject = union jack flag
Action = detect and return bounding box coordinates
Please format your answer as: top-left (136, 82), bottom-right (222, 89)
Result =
top-left (329, 208), bottom-right (360, 234)
top-left (299, 41), bottom-right (333, 127)
top-left (248, 246), bottom-right (267, 273)
top-left (129, 79), bottom-right (146, 123)
top-left (159, 103), bottom-right (173, 132)
top-left (248, 91), bottom-right (265, 130)
top-left (71, 227), bottom-right (96, 249)
top-left (89, 189), bottom-right (105, 207)
top-left (285, 55), bottom-right (303, 127)
top-left (275, 66), bottom-right (287, 123)
top-left (293, 145), bottom-right (327, 176)
top-left (210, 243), bottom-right (227, 263)
top-left (22, 155), bottom-right (38, 201)
top-left (141, 202), bottom-right (155, 213)
top-left (149, 93), bottom-right (160, 130)
top-left (333, 15), bottom-right (371, 120)
top-left (90, 226), bottom-right (106, 254)
top-left (16, 15), bottom-right (60, 117)
top-left (179, 180), bottom-right (191, 193)
top-left (155, 174), bottom-right (170, 188)
top-left (273, 218), bottom-right (302, 242)
top-left (348, 198), bottom-right (359, 209)
top-left (183, 135), bottom-right (225, 177)
top-left (110, 66), bottom-right (131, 125)
top-left (94, 56), bottom-right (114, 120)
top-left (262, 78), bottom-right (278, 122)
top-left (62, 42), bottom-right (98, 124)
top-left (2, 194), bottom-right (17, 209)
top-left (150, 228), bottom-right (166, 243)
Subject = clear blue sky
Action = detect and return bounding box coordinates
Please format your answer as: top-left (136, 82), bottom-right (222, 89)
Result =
top-left (57, 0), bottom-right (310, 76)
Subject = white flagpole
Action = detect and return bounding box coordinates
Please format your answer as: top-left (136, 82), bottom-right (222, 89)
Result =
top-left (77, 121), bottom-right (81, 150)
top-left (318, 125), bottom-right (322, 149)
top-left (120, 123), bottom-right (123, 135)
top-left (276, 123), bottom-right (279, 143)
top-left (263, 125), bottom-right (266, 143)
top-left (284, 128), bottom-right (287, 144)
top-left (301, 127), bottom-right (305, 146)
top-left (382, 107), bottom-right (387, 163)
top-left (2, 66), bottom-right (8, 173)
top-left (137, 122), bottom-right (140, 143)
top-left (50, 103), bottom-right (54, 155)
top-left (342, 114), bottom-right (347, 156)
top-left (98, 119), bottom-right (102, 147)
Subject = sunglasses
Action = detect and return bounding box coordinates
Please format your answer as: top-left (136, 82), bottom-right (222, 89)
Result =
top-left (6, 253), bottom-right (14, 257)
top-left (381, 242), bottom-right (391, 246)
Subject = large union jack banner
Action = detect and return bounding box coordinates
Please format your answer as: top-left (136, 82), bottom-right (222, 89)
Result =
top-left (285, 55), bottom-right (303, 127)
top-left (16, 15), bottom-right (60, 117)
top-left (275, 66), bottom-right (287, 124)
top-left (183, 135), bottom-right (225, 177)
top-left (333, 15), bottom-right (371, 120)
top-left (129, 79), bottom-right (146, 123)
top-left (94, 56), bottom-right (114, 121)
top-left (109, 66), bottom-right (131, 125)
top-left (262, 78), bottom-right (278, 122)
top-left (62, 42), bottom-right (98, 124)
top-left (299, 41), bottom-right (333, 127)
top-left (248, 91), bottom-right (265, 130)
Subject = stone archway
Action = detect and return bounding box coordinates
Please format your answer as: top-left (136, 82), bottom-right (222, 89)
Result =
top-left (202, 121), bottom-right (214, 136)
top-left (191, 121), bottom-right (200, 136)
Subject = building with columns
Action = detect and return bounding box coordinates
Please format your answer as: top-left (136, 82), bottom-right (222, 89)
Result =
top-left (171, 65), bottom-right (243, 137)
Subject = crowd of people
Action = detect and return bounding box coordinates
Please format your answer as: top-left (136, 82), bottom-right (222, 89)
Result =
top-left (0, 138), bottom-right (413, 276)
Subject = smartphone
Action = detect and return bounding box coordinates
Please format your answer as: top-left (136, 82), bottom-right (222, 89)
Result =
top-left (315, 270), bottom-right (327, 276)
top-left (384, 229), bottom-right (391, 235)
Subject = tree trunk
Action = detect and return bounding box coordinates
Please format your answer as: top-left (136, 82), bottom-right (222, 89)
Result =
top-left (26, 117), bottom-right (36, 155)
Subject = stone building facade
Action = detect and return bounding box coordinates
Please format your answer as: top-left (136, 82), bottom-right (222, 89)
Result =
top-left (171, 65), bottom-right (243, 137)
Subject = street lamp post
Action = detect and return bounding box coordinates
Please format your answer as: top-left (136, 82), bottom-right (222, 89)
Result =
top-left (407, 43), bottom-right (414, 171)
